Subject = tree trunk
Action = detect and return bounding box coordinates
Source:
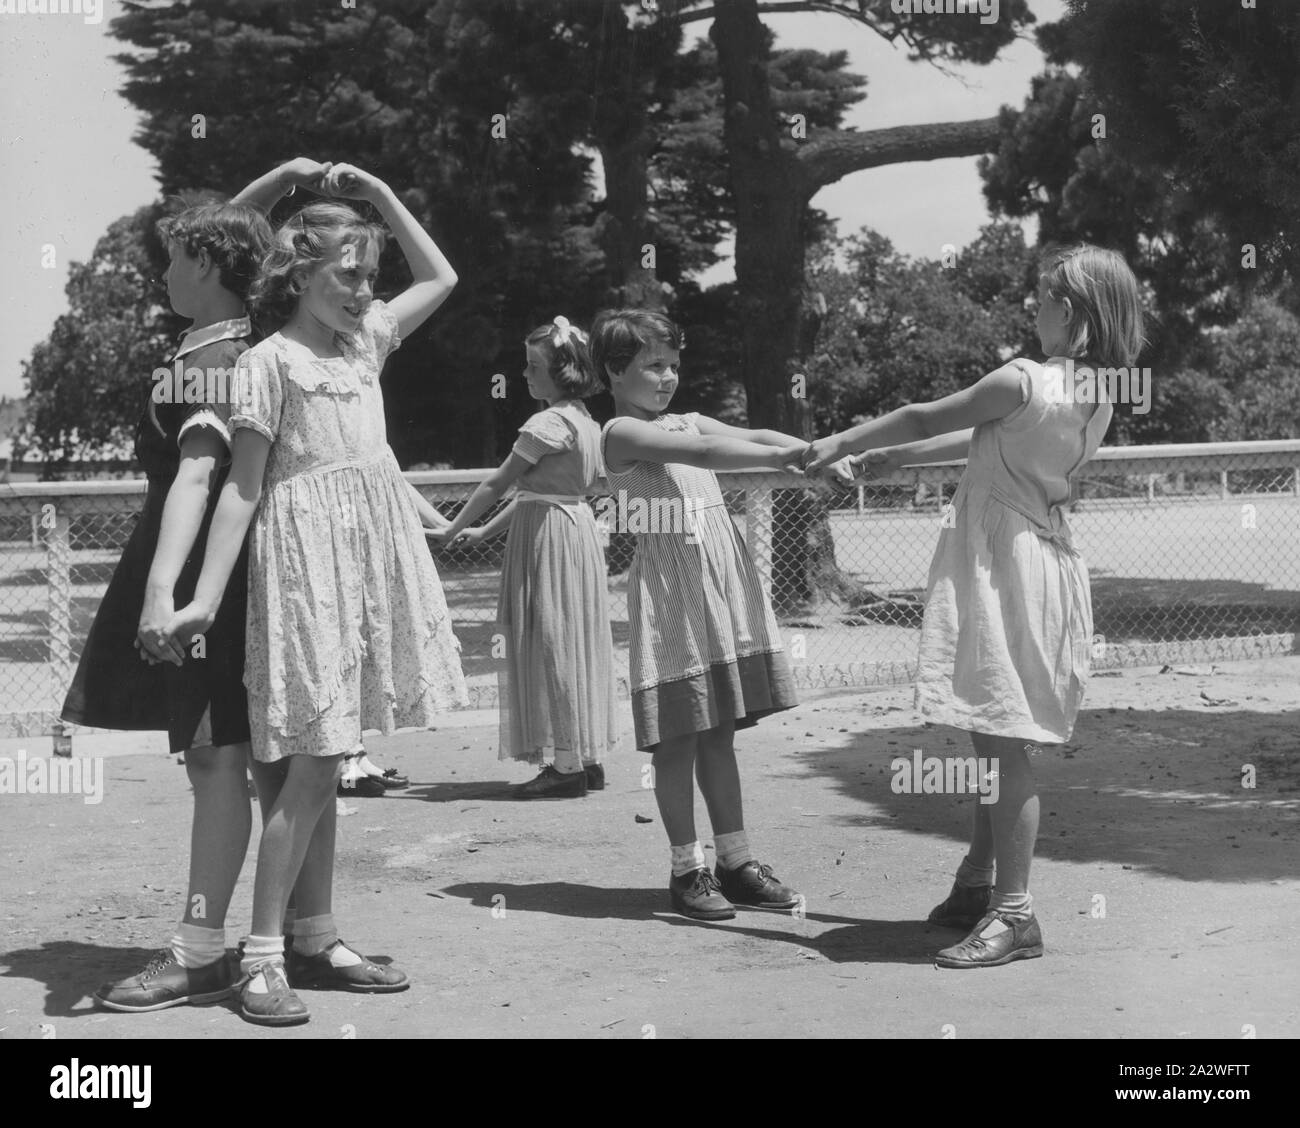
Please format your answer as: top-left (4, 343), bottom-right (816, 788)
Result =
top-left (711, 0), bottom-right (852, 610)
top-left (708, 0), bottom-right (1008, 611)
top-left (596, 135), bottom-right (666, 311)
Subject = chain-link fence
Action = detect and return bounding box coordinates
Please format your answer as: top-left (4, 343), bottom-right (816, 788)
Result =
top-left (4, 439), bottom-right (1300, 739)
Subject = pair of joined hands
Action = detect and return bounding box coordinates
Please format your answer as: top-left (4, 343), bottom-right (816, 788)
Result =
top-left (135, 597), bottom-right (214, 667)
top-left (425, 525), bottom-right (485, 548)
top-left (787, 444), bottom-right (893, 483)
top-left (273, 157), bottom-right (387, 204)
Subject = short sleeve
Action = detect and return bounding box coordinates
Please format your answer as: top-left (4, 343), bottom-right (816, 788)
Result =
top-left (230, 345), bottom-right (285, 442)
top-left (997, 360), bottom-right (1036, 429)
top-left (512, 408), bottom-right (576, 464)
top-left (174, 339), bottom-right (243, 452)
top-left (362, 299), bottom-right (401, 365)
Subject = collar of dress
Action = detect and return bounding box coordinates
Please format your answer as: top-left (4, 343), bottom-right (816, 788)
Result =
top-left (173, 316), bottom-right (251, 361)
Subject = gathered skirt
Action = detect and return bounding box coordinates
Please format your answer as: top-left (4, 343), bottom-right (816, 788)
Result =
top-left (496, 500), bottom-right (619, 763)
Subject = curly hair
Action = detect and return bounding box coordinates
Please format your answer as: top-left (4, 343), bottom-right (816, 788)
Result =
top-left (155, 202), bottom-right (273, 303)
top-left (248, 201), bottom-right (387, 328)
top-left (589, 308), bottom-right (685, 386)
top-left (524, 318), bottom-right (602, 399)
top-left (1038, 244), bottom-right (1146, 368)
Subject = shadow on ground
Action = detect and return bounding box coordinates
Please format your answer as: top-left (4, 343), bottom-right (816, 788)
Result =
top-left (785, 704), bottom-right (1300, 883)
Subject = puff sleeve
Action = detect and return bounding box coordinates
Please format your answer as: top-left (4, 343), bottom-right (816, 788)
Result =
top-left (512, 408), bottom-right (577, 464)
top-left (229, 344), bottom-right (285, 442)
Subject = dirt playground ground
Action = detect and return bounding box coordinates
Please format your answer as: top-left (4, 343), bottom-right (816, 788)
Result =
top-left (2, 656), bottom-right (1298, 1040)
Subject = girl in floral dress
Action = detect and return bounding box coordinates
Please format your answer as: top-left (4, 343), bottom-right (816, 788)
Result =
top-left (164, 165), bottom-right (466, 1024)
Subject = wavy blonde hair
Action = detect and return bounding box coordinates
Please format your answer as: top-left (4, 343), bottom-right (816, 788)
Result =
top-left (1039, 244), bottom-right (1146, 368)
top-left (249, 202), bottom-right (386, 328)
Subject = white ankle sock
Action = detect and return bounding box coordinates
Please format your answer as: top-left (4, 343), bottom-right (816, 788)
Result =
top-left (171, 922), bottom-right (225, 970)
top-left (714, 830), bottom-right (752, 872)
top-left (981, 890), bottom-right (1033, 935)
top-left (240, 934), bottom-right (286, 992)
top-left (670, 841), bottom-right (706, 877)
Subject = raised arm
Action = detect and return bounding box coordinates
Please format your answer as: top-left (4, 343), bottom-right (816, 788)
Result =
top-left (694, 415), bottom-right (804, 448)
top-left (232, 157), bottom-right (332, 213)
top-left (882, 429), bottom-right (974, 468)
top-left (806, 364), bottom-right (1023, 471)
top-left (605, 417), bottom-right (805, 474)
top-left (694, 415), bottom-right (855, 483)
top-left (320, 164), bottom-right (457, 342)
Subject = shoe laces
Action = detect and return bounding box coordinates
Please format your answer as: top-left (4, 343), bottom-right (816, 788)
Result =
top-left (694, 868), bottom-right (723, 895)
top-left (139, 949), bottom-right (175, 981)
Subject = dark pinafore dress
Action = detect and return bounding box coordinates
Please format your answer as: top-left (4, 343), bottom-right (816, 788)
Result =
top-left (61, 319), bottom-right (253, 753)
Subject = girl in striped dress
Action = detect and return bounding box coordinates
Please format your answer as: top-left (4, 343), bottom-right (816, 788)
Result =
top-left (592, 308), bottom-right (809, 921)
top-left (433, 317), bottom-right (619, 798)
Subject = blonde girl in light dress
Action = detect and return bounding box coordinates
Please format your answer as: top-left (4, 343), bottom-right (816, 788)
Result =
top-left (164, 165), bottom-right (466, 1024)
top-left (806, 244), bottom-right (1144, 969)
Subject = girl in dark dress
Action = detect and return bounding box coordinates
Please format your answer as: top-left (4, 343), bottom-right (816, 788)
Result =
top-left (71, 162), bottom-right (330, 1012)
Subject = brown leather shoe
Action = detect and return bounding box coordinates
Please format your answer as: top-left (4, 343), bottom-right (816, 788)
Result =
top-left (669, 867), bottom-right (736, 921)
top-left (934, 911), bottom-right (1044, 969)
top-left (287, 941), bottom-right (409, 993)
top-left (239, 958), bottom-right (310, 1025)
top-left (94, 949), bottom-right (232, 1013)
top-left (513, 764), bottom-right (587, 799)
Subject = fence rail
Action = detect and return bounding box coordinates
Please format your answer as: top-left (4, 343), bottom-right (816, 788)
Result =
top-left (4, 440), bottom-right (1299, 740)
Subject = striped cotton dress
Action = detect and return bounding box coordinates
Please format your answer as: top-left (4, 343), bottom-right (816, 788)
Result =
top-left (914, 357), bottom-right (1113, 743)
top-left (600, 412), bottom-right (797, 750)
top-left (496, 399), bottom-right (619, 765)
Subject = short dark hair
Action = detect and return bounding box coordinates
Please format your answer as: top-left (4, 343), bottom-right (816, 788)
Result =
top-left (589, 309), bottom-right (684, 385)
top-left (155, 202), bottom-right (274, 303)
top-left (524, 320), bottom-right (602, 398)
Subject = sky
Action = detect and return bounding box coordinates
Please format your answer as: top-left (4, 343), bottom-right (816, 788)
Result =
top-left (0, 0), bottom-right (1066, 401)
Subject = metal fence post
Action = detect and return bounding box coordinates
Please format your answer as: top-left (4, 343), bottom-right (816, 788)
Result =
top-left (746, 480), bottom-right (774, 599)
top-left (47, 501), bottom-right (73, 755)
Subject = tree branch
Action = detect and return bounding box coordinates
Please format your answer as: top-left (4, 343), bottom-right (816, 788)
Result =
top-left (798, 116), bottom-right (1002, 194)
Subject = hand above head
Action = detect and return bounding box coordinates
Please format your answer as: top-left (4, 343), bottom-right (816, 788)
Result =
top-left (278, 157), bottom-right (333, 194)
top-left (320, 163), bottom-right (383, 203)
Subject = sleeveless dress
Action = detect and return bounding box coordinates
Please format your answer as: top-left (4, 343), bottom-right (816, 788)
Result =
top-left (600, 412), bottom-right (797, 751)
top-left (914, 357), bottom-right (1113, 743)
top-left (61, 318), bottom-right (252, 753)
top-left (496, 399), bottom-right (619, 764)
top-left (230, 300), bottom-right (467, 762)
